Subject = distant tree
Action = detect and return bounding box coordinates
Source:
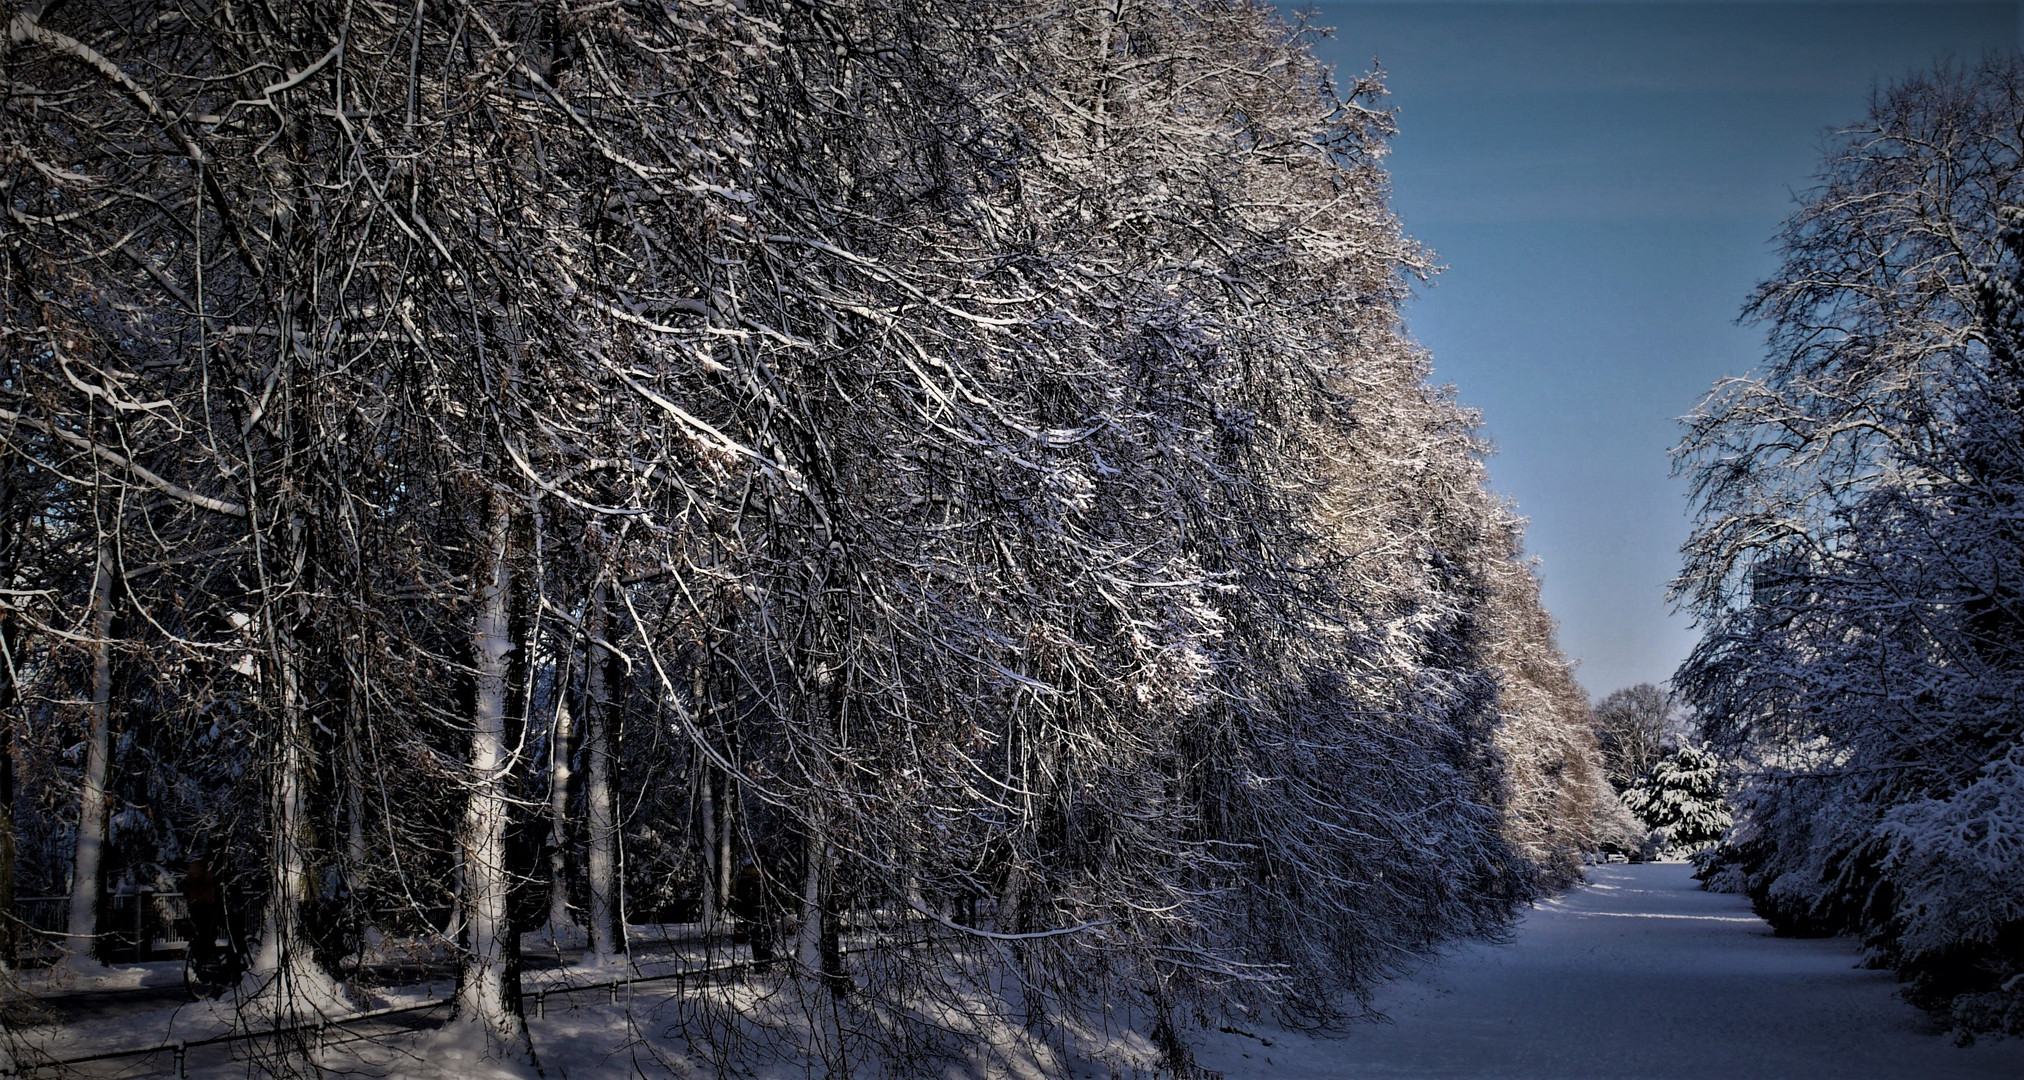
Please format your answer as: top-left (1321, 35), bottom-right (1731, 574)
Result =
top-left (1591, 683), bottom-right (1677, 791)
top-left (1480, 534), bottom-right (1610, 887)
top-left (1589, 787), bottom-right (1655, 860)
top-left (1623, 745), bottom-right (1731, 853)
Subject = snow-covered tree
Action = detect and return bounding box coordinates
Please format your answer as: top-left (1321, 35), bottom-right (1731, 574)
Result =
top-left (1676, 57), bottom-right (2024, 1031)
top-left (1481, 522), bottom-right (1610, 885)
top-left (1622, 745), bottom-right (1730, 854)
top-left (0, 0), bottom-right (1608, 1067)
top-left (1592, 683), bottom-right (1681, 792)
top-left (1589, 789), bottom-right (1654, 860)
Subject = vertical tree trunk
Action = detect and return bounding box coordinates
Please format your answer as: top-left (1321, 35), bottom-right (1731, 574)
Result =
top-left (345, 771), bottom-right (368, 923)
top-left (695, 666), bottom-right (718, 932)
top-left (344, 719), bottom-right (383, 956)
top-left (583, 581), bottom-right (621, 965)
top-left (0, 460), bottom-right (17, 970)
top-left (794, 828), bottom-right (824, 978)
top-left (0, 696), bottom-right (13, 971)
top-left (544, 689), bottom-right (576, 938)
top-left (818, 858), bottom-right (842, 995)
top-left (344, 693), bottom-right (368, 881)
top-left (60, 543), bottom-right (114, 971)
top-left (718, 777), bottom-right (733, 919)
top-left (256, 644), bottom-right (308, 981)
top-left (243, 605), bottom-right (350, 1017)
top-left (0, 611), bottom-right (16, 971)
top-left (452, 491), bottom-right (531, 1054)
top-left (698, 763), bottom-right (718, 930)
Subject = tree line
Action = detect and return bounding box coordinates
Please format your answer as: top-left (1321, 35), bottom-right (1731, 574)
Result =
top-left (1678, 58), bottom-right (2024, 1037)
top-left (0, 1), bottom-right (1605, 1070)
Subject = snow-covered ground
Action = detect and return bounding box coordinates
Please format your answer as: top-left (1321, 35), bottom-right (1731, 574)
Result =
top-left (1192, 863), bottom-right (2024, 1080)
top-left (16, 866), bottom-right (2021, 1078)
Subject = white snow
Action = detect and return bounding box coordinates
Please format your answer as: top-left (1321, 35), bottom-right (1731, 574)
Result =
top-left (10, 959), bottom-right (183, 995)
top-left (1191, 863), bottom-right (2024, 1080)
top-left (16, 871), bottom-right (2023, 1078)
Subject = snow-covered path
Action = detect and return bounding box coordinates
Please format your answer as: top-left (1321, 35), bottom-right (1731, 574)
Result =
top-left (22, 866), bottom-right (2024, 1078)
top-left (1194, 863), bottom-right (2024, 1080)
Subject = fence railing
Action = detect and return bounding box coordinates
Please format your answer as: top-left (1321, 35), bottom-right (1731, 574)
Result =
top-left (8, 890), bottom-right (192, 963)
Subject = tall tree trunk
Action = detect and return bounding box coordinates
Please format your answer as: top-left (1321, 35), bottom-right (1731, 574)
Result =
top-left (0, 457), bottom-right (17, 970)
top-left (0, 605), bottom-right (16, 971)
top-left (696, 665), bottom-right (717, 930)
top-left (794, 828), bottom-right (825, 979)
top-left (345, 690), bottom-right (368, 880)
top-left (345, 767), bottom-right (368, 930)
top-left (583, 581), bottom-right (621, 965)
top-left (544, 687), bottom-right (576, 938)
top-left (698, 763), bottom-right (718, 930)
top-left (60, 543), bottom-right (113, 971)
top-left (793, 825), bottom-right (846, 996)
top-left (243, 612), bottom-right (350, 1017)
top-left (344, 717), bottom-right (383, 956)
top-left (0, 678), bottom-right (13, 971)
top-left (452, 491), bottom-right (531, 1054)
top-left (718, 778), bottom-right (734, 921)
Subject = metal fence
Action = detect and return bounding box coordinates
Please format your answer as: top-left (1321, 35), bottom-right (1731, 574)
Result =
top-left (9, 890), bottom-right (191, 963)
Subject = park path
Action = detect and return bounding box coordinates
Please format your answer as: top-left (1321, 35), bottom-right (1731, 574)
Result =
top-left (1193, 863), bottom-right (2024, 1080)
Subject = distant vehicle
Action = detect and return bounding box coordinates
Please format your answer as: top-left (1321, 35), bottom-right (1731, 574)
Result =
top-left (1604, 853), bottom-right (1628, 864)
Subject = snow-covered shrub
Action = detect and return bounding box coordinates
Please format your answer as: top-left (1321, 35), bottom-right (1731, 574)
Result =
top-left (1877, 753), bottom-right (2024, 1030)
top-left (1879, 754), bottom-right (2024, 962)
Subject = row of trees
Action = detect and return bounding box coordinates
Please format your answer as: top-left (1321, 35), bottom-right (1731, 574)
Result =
top-left (0, 0), bottom-right (1605, 1070)
top-left (1678, 58), bottom-right (2024, 1035)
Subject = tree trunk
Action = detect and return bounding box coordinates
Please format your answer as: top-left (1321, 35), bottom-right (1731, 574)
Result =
top-left (451, 491), bottom-right (531, 1054)
top-left (544, 688), bottom-right (576, 938)
top-left (243, 613), bottom-right (350, 1017)
top-left (718, 776), bottom-right (734, 920)
top-left (345, 722), bottom-right (384, 956)
top-left (60, 543), bottom-right (114, 971)
top-left (0, 611), bottom-right (16, 970)
top-left (583, 581), bottom-right (621, 965)
top-left (0, 462), bottom-right (17, 970)
top-left (794, 828), bottom-right (824, 979)
top-left (1, 700), bottom-right (13, 971)
top-left (346, 756), bottom-right (367, 877)
top-left (698, 764), bottom-right (717, 930)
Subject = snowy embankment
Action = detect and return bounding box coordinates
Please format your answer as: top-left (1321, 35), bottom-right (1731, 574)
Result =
top-left (1192, 863), bottom-right (2024, 1080)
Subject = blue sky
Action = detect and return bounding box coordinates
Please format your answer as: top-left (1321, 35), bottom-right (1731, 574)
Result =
top-left (1300, 1), bottom-right (2020, 698)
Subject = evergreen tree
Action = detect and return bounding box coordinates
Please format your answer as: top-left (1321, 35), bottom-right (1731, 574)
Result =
top-left (1623, 745), bottom-right (1731, 853)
